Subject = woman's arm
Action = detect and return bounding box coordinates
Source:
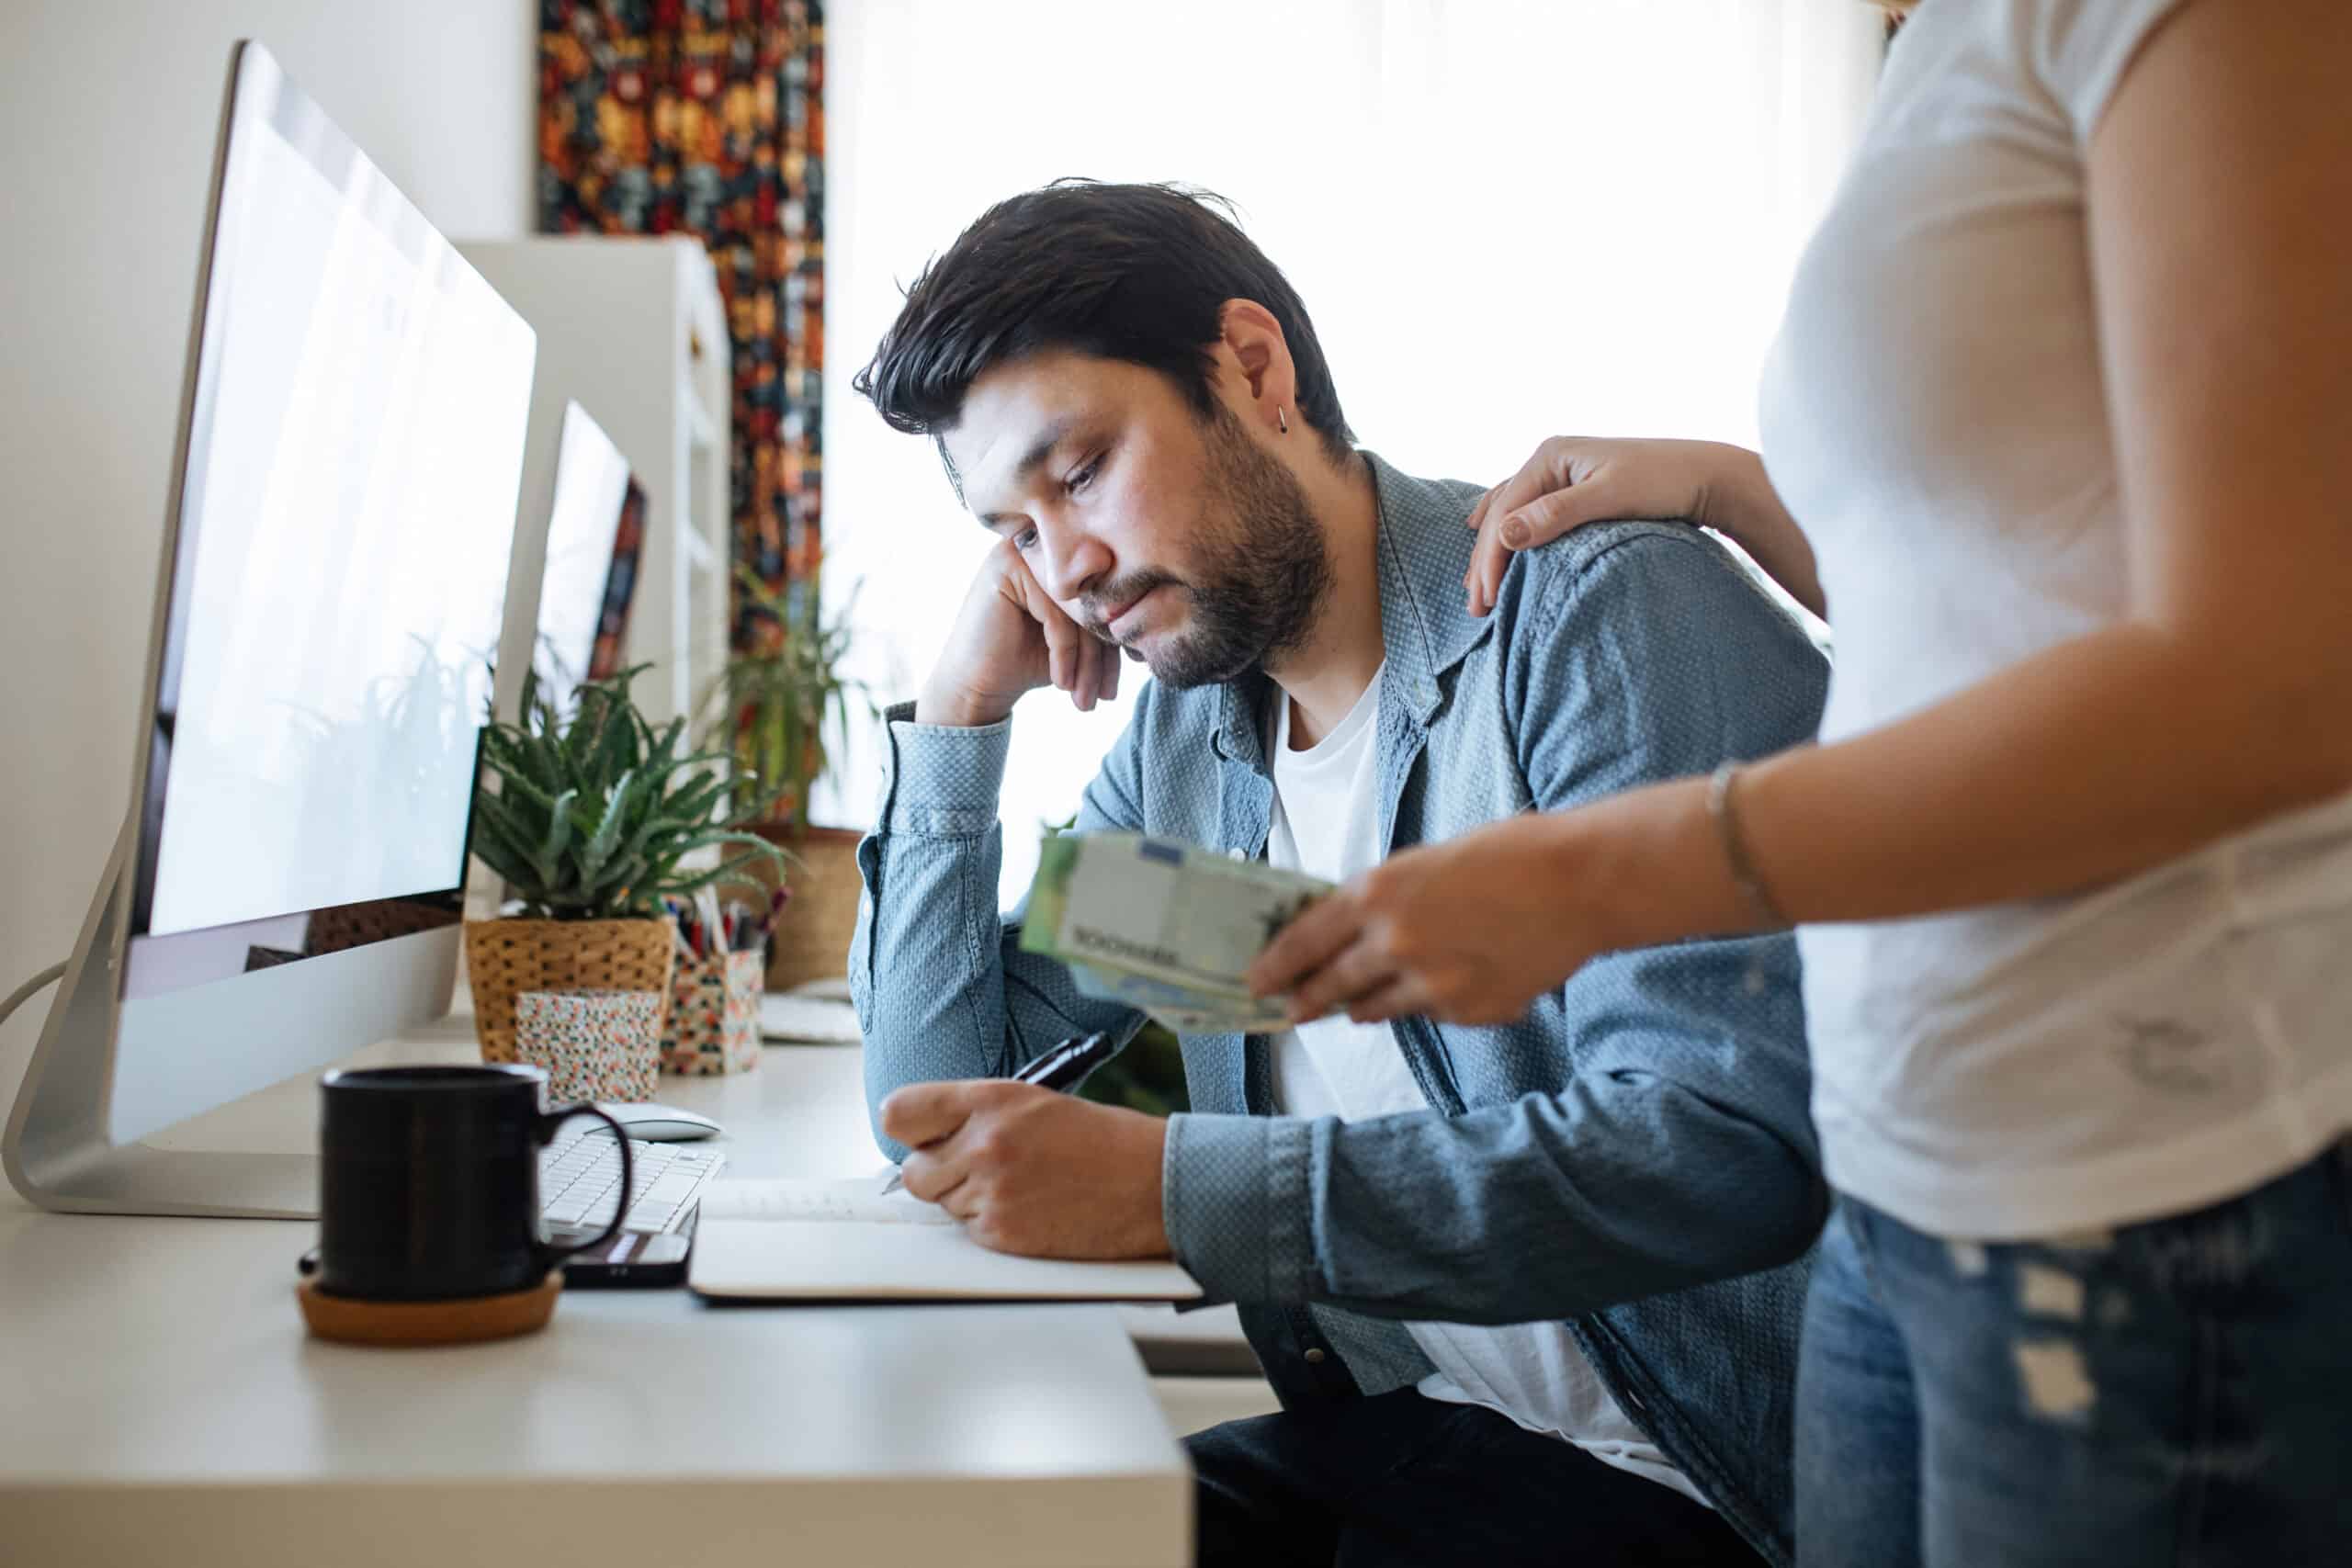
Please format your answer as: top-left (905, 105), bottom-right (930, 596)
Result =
top-left (1726, 0), bottom-right (2352, 925)
top-left (1259, 0), bottom-right (2352, 1025)
top-left (1463, 438), bottom-right (1825, 619)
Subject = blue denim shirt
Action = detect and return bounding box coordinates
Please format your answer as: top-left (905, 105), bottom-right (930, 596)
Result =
top-left (852, 453), bottom-right (1830, 1565)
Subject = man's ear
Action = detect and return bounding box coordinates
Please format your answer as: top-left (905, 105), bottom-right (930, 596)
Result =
top-left (1216, 299), bottom-right (1296, 434)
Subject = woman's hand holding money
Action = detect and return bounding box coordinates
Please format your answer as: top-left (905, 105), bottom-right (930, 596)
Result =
top-left (1247, 781), bottom-right (1751, 1027)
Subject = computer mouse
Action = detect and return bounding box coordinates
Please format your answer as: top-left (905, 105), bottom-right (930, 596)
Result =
top-left (597, 1102), bottom-right (723, 1141)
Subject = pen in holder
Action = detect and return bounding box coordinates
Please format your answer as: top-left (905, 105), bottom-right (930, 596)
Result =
top-left (658, 898), bottom-right (765, 1076)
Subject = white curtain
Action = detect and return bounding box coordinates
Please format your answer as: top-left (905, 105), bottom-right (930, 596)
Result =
top-left (819, 0), bottom-right (1883, 908)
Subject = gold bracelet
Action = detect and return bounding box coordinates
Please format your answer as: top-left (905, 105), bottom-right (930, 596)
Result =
top-left (1705, 762), bottom-right (1791, 931)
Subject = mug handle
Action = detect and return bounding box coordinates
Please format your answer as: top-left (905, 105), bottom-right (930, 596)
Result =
top-left (529, 1101), bottom-right (634, 1275)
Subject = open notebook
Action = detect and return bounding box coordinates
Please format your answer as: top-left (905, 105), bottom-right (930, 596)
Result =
top-left (687, 1177), bottom-right (1204, 1303)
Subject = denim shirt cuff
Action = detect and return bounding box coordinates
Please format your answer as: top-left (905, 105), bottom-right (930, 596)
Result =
top-left (1162, 1111), bottom-right (1318, 1304)
top-left (880, 714), bottom-right (1012, 838)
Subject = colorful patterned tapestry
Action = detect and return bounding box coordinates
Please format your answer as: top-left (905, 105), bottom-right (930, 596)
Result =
top-left (538, 0), bottom-right (825, 652)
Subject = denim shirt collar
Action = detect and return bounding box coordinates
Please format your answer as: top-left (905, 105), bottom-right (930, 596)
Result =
top-left (1210, 448), bottom-right (1496, 773)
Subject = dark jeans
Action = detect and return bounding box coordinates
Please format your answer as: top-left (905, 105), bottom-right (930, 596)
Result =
top-left (1187, 1386), bottom-right (1757, 1567)
top-left (1796, 1139), bottom-right (2352, 1568)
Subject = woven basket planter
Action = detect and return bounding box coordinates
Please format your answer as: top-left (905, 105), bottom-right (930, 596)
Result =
top-left (463, 918), bottom-right (674, 1064)
top-left (737, 825), bottom-right (865, 992)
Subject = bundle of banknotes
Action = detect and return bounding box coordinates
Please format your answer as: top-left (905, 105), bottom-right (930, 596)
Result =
top-left (1020, 830), bottom-right (1331, 1032)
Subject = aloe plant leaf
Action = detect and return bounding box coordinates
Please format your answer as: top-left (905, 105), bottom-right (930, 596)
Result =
top-left (665, 828), bottom-right (796, 872)
top-left (654, 849), bottom-right (775, 897)
top-left (470, 794), bottom-right (546, 886)
top-left (533, 786), bottom-right (579, 887)
top-left (576, 770), bottom-right (639, 884)
top-left (493, 758), bottom-right (571, 816)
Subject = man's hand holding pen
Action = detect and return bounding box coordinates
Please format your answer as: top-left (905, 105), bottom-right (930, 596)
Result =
top-left (879, 1079), bottom-right (1172, 1261)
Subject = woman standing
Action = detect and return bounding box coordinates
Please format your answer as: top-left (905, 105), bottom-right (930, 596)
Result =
top-left (1250, 2), bottom-right (2352, 1562)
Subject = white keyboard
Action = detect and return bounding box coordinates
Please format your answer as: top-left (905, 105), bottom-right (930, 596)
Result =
top-left (539, 1129), bottom-right (725, 1235)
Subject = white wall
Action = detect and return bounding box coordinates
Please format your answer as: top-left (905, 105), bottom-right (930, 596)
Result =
top-left (0, 4), bottom-right (537, 1118)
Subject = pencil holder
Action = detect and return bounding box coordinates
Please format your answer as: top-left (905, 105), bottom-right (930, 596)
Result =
top-left (514, 988), bottom-right (664, 1103)
top-left (660, 949), bottom-right (764, 1076)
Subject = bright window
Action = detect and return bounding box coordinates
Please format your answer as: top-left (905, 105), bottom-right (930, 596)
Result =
top-left (820, 0), bottom-right (1883, 908)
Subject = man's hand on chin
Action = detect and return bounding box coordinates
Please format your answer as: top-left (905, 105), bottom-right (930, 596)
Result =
top-left (880, 1078), bottom-right (1172, 1259)
top-left (913, 535), bottom-right (1123, 727)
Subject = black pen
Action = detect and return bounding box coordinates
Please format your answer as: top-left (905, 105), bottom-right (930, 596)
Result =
top-left (880, 1031), bottom-right (1125, 1195)
top-left (1014, 1030), bottom-right (1125, 1092)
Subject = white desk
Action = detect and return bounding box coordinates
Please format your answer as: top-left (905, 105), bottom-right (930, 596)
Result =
top-left (0, 1021), bottom-right (1192, 1567)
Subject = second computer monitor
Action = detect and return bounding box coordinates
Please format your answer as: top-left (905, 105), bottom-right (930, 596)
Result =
top-left (532, 400), bottom-right (639, 716)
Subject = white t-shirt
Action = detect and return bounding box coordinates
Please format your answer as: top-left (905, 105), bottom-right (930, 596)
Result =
top-left (1263, 669), bottom-right (1705, 1506)
top-left (1758, 0), bottom-right (2352, 1239)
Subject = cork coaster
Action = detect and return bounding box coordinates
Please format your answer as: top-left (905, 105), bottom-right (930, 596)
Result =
top-left (297, 1272), bottom-right (561, 1347)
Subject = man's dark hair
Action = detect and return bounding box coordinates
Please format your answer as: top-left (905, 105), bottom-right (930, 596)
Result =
top-left (854, 180), bottom-right (1355, 471)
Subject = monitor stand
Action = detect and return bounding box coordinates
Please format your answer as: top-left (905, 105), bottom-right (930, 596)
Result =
top-left (4, 821), bottom-right (319, 1219)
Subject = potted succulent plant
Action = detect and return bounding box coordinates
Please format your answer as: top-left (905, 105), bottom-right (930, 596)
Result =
top-left (463, 665), bottom-right (787, 1061)
top-left (705, 567), bottom-right (878, 990)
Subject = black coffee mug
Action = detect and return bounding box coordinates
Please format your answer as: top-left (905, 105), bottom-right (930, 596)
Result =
top-left (310, 1064), bottom-right (631, 1301)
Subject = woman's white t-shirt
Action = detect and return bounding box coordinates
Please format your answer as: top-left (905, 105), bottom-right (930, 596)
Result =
top-left (1758, 0), bottom-right (2352, 1239)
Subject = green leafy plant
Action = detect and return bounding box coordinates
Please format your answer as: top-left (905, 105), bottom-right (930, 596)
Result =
top-left (705, 565), bottom-right (877, 830)
top-left (471, 664), bottom-right (790, 920)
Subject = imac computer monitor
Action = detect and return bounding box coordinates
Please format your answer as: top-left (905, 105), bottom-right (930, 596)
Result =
top-left (531, 401), bottom-right (634, 716)
top-left (2, 39), bottom-right (537, 1217)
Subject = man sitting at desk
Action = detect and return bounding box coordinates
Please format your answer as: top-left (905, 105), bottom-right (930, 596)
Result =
top-left (847, 181), bottom-right (1827, 1568)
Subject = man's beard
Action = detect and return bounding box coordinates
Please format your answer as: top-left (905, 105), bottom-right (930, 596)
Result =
top-left (1087, 406), bottom-right (1333, 690)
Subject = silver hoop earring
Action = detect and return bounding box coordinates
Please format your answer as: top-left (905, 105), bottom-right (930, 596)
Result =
top-left (1277, 407), bottom-right (1289, 434)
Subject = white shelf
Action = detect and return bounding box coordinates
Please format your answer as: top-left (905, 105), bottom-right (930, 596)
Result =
top-left (681, 372), bottom-right (719, 453)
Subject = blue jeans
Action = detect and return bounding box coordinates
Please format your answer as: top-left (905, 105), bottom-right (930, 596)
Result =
top-left (1796, 1139), bottom-right (2352, 1567)
top-left (1189, 1387), bottom-right (1755, 1567)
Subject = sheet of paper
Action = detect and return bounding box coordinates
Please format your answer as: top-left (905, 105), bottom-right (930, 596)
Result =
top-left (699, 1176), bottom-right (955, 1226)
top-left (787, 976), bottom-right (854, 1002)
top-left (756, 994), bottom-right (862, 1043)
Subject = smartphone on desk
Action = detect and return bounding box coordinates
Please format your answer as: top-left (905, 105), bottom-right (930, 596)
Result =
top-left (551, 1209), bottom-right (697, 1288)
